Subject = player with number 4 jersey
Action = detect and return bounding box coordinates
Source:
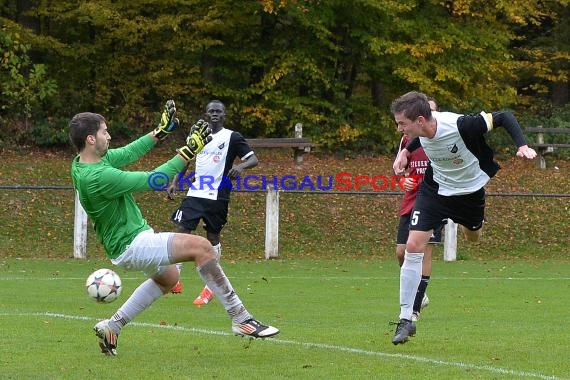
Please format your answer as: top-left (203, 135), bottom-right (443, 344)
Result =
top-left (167, 100), bottom-right (258, 304)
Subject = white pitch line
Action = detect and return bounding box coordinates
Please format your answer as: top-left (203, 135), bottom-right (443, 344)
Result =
top-left (0, 311), bottom-right (565, 380)
top-left (1, 276), bottom-right (570, 281)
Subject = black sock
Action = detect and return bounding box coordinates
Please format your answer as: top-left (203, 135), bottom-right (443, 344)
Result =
top-left (413, 275), bottom-right (430, 313)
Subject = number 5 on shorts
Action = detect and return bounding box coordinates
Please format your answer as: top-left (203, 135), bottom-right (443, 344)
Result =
top-left (411, 210), bottom-right (420, 226)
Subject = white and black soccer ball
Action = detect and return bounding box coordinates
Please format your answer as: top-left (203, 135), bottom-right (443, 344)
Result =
top-left (85, 268), bottom-right (122, 303)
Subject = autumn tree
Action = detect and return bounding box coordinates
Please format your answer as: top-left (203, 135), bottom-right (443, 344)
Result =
top-left (1, 0), bottom-right (568, 151)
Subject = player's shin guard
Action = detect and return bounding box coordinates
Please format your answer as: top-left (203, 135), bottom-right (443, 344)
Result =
top-left (399, 251), bottom-right (423, 320)
top-left (197, 259), bottom-right (252, 322)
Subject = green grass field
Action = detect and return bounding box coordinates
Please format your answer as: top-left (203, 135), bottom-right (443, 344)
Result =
top-left (1, 148), bottom-right (569, 379)
top-left (1, 257), bottom-right (569, 379)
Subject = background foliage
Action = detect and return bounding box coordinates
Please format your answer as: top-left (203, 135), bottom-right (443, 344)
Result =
top-left (1, 0), bottom-right (569, 153)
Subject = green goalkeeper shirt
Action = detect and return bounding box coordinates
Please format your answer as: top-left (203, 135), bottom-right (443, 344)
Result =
top-left (71, 134), bottom-right (186, 259)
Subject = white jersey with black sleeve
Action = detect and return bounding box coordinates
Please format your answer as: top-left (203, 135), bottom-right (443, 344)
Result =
top-left (185, 128), bottom-right (254, 201)
top-left (419, 111), bottom-right (497, 196)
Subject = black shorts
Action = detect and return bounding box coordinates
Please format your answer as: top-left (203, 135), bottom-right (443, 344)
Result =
top-left (410, 181), bottom-right (485, 232)
top-left (397, 214), bottom-right (443, 245)
top-left (171, 196), bottom-right (229, 234)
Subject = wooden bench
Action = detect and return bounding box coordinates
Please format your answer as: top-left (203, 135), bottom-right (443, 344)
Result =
top-left (525, 126), bottom-right (570, 169)
top-left (246, 124), bottom-right (315, 165)
top-left (247, 137), bottom-right (316, 165)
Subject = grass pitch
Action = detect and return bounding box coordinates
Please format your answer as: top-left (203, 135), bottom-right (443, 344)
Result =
top-left (1, 258), bottom-right (568, 379)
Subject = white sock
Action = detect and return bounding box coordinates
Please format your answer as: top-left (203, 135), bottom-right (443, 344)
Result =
top-left (201, 243), bottom-right (222, 293)
top-left (399, 251), bottom-right (424, 321)
top-left (175, 263), bottom-right (183, 273)
top-left (108, 278), bottom-right (163, 333)
top-left (213, 243), bottom-right (222, 262)
top-left (197, 259), bottom-right (252, 323)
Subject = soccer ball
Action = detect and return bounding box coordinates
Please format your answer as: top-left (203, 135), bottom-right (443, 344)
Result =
top-left (85, 268), bottom-right (122, 303)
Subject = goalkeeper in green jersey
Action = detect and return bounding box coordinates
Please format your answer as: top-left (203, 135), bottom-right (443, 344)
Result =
top-left (69, 100), bottom-right (279, 356)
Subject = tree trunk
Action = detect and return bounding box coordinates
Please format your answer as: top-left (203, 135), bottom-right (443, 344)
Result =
top-left (551, 81), bottom-right (569, 105)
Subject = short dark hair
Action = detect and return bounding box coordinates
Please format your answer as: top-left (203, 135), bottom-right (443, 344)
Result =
top-left (390, 91), bottom-right (433, 121)
top-left (69, 112), bottom-right (105, 151)
top-left (206, 99), bottom-right (225, 112)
